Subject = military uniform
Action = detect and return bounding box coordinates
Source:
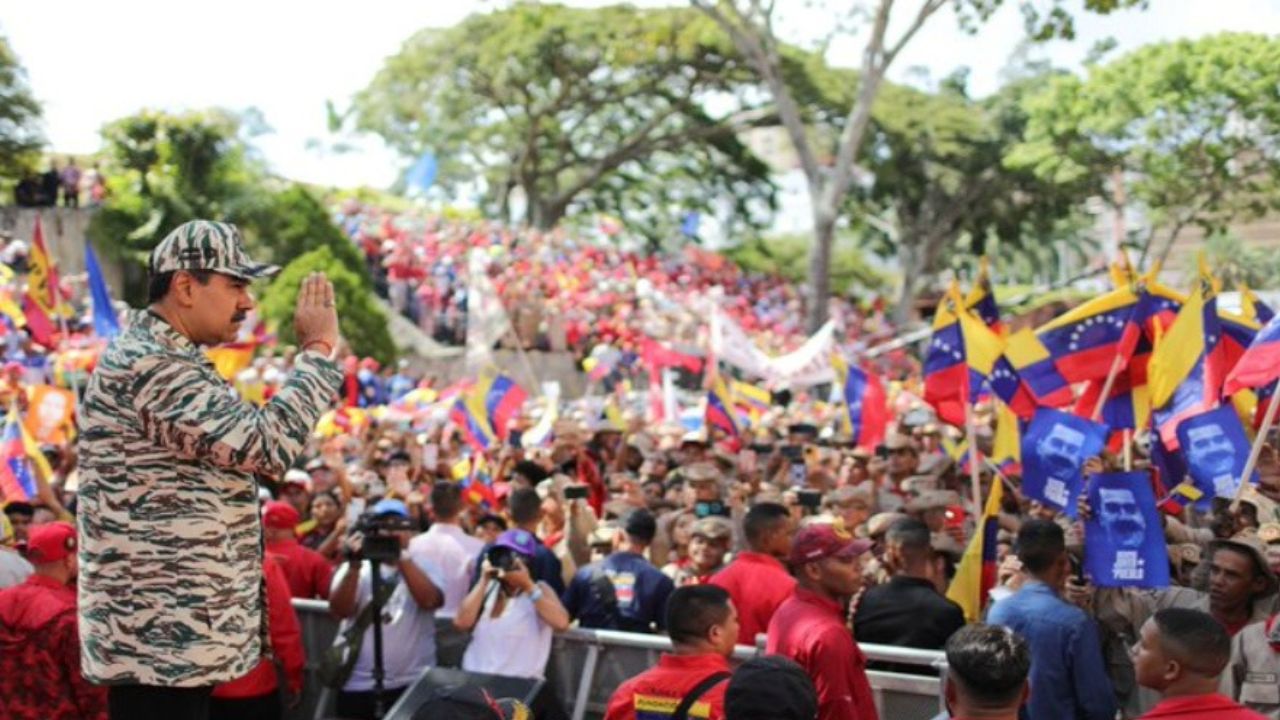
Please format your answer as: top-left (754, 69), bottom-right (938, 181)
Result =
top-left (77, 220), bottom-right (342, 688)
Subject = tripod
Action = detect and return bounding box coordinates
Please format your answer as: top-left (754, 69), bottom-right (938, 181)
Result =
top-left (367, 556), bottom-right (394, 718)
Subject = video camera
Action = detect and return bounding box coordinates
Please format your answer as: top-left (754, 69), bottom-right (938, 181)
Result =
top-left (485, 545), bottom-right (521, 573)
top-left (350, 510), bottom-right (416, 564)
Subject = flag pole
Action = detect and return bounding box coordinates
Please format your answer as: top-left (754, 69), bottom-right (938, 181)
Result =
top-left (1091, 354), bottom-right (1126, 422)
top-left (1231, 379), bottom-right (1280, 512)
top-left (965, 403), bottom-right (982, 515)
top-left (1123, 429), bottom-right (1132, 471)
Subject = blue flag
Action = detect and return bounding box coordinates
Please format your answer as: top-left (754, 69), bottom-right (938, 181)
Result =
top-left (1021, 407), bottom-right (1109, 517)
top-left (1084, 471), bottom-right (1170, 588)
top-left (1176, 405), bottom-right (1258, 504)
top-left (85, 242), bottom-right (120, 339)
top-left (680, 211), bottom-right (700, 238)
top-left (406, 151), bottom-right (438, 193)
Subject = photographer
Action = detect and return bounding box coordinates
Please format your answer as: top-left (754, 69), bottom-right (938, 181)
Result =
top-left (329, 499), bottom-right (444, 720)
top-left (457, 528), bottom-right (570, 681)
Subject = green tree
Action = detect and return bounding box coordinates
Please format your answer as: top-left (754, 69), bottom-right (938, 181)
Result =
top-left (847, 73), bottom-right (1095, 320)
top-left (1197, 231), bottom-right (1280, 290)
top-left (0, 35), bottom-right (44, 187)
top-left (351, 3), bottom-right (776, 238)
top-left (1007, 32), bottom-right (1280, 271)
top-left (259, 246), bottom-right (397, 365)
top-left (725, 232), bottom-right (888, 296)
top-left (694, 0), bottom-right (1148, 330)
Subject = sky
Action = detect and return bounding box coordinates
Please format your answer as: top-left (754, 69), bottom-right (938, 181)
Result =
top-left (6, 0), bottom-right (1279, 190)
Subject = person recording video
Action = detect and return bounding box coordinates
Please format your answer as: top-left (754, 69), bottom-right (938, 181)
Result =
top-left (328, 499), bottom-right (444, 720)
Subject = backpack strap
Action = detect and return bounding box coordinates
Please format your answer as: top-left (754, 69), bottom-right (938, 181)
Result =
top-left (671, 671), bottom-right (731, 720)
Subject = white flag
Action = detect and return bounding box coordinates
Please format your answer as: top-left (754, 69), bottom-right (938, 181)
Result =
top-left (465, 249), bottom-right (511, 371)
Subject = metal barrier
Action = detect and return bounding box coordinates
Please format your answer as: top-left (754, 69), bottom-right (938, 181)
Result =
top-left (291, 599), bottom-right (946, 720)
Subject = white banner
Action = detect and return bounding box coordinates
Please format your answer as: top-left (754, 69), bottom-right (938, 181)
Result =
top-left (710, 308), bottom-right (837, 387)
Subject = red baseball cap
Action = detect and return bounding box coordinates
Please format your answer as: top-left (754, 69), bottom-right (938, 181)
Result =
top-left (262, 501), bottom-right (301, 530)
top-left (25, 521), bottom-right (77, 564)
top-left (788, 523), bottom-right (872, 567)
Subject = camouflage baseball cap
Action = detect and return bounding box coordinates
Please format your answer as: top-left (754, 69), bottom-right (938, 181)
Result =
top-left (149, 220), bottom-right (279, 280)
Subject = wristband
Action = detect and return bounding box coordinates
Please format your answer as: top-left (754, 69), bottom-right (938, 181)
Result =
top-left (303, 340), bottom-right (334, 357)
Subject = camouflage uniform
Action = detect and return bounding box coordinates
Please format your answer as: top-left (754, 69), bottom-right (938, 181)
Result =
top-left (76, 220), bottom-right (342, 687)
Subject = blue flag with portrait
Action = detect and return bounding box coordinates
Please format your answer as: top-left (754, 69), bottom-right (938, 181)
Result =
top-left (1176, 405), bottom-right (1257, 506)
top-left (1021, 407), bottom-right (1109, 517)
top-left (1084, 471), bottom-right (1169, 588)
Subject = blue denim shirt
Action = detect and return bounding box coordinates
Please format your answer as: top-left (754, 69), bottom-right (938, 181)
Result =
top-left (987, 581), bottom-right (1116, 720)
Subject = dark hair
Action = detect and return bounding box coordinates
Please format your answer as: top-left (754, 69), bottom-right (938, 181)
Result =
top-left (1015, 519), bottom-right (1065, 574)
top-left (725, 655), bottom-right (818, 720)
top-left (885, 518), bottom-right (931, 552)
top-left (147, 269), bottom-right (214, 303)
top-left (430, 481), bottom-right (464, 521)
top-left (508, 488), bottom-right (542, 525)
top-left (1151, 608), bottom-right (1231, 677)
top-left (513, 460), bottom-right (550, 484)
top-left (665, 585), bottom-right (732, 646)
top-left (743, 502), bottom-right (790, 548)
top-left (310, 490), bottom-right (340, 509)
top-left (3, 501), bottom-right (34, 518)
top-left (945, 624), bottom-right (1031, 708)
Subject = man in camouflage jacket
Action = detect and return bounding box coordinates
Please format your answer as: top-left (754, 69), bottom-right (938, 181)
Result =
top-left (77, 220), bottom-right (342, 720)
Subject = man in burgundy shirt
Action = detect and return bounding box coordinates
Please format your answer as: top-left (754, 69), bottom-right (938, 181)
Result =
top-left (604, 585), bottom-right (738, 720)
top-left (263, 500), bottom-right (333, 600)
top-left (711, 502), bottom-right (795, 646)
top-left (1134, 608), bottom-right (1268, 720)
top-left (0, 522), bottom-right (106, 720)
top-left (767, 523), bottom-right (877, 720)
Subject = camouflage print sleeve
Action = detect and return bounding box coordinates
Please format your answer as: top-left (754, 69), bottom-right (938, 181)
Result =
top-left (133, 351), bottom-right (342, 478)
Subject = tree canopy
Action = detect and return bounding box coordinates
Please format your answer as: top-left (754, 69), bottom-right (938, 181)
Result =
top-left (1007, 32), bottom-right (1280, 269)
top-left (351, 2), bottom-right (777, 241)
top-left (0, 35), bottom-right (44, 186)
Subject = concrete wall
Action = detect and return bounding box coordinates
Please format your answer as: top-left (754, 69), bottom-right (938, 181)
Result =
top-left (0, 207), bottom-right (125, 296)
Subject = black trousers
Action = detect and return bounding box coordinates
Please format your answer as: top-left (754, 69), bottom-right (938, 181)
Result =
top-left (108, 685), bottom-right (213, 720)
top-left (209, 691), bottom-right (282, 720)
top-left (335, 686), bottom-right (407, 720)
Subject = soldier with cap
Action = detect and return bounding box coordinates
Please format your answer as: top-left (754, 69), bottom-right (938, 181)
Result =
top-left (77, 220), bottom-right (343, 720)
top-left (0, 521), bottom-right (106, 720)
top-left (664, 516), bottom-right (733, 587)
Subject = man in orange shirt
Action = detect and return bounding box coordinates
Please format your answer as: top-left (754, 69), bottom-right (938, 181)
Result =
top-left (263, 500), bottom-right (332, 600)
top-left (710, 503), bottom-right (794, 645)
top-left (605, 585), bottom-right (738, 720)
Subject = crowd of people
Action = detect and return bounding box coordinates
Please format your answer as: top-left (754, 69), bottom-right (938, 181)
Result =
top-left (13, 157), bottom-right (107, 209)
top-left (0, 214), bottom-right (1276, 720)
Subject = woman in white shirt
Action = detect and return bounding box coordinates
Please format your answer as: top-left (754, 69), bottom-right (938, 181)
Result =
top-left (456, 528), bottom-right (570, 681)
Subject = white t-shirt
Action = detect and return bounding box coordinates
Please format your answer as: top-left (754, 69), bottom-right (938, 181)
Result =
top-left (461, 585), bottom-right (554, 680)
top-left (408, 522), bottom-right (484, 614)
top-left (0, 549), bottom-right (31, 589)
top-left (330, 555), bottom-right (446, 692)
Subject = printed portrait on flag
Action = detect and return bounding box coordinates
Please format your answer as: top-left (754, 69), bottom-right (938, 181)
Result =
top-left (1021, 408), bottom-right (1109, 516)
top-left (1176, 405), bottom-right (1257, 501)
top-left (1085, 472), bottom-right (1169, 588)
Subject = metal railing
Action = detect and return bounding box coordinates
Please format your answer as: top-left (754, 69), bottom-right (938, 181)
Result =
top-left (290, 599), bottom-right (946, 720)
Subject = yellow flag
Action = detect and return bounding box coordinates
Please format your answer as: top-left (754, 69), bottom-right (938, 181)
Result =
top-left (946, 476), bottom-right (1004, 623)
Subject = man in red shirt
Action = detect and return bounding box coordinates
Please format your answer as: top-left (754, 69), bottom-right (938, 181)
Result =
top-left (766, 523), bottom-right (877, 720)
top-left (710, 502), bottom-right (795, 645)
top-left (0, 521), bottom-right (107, 720)
top-left (605, 585), bottom-right (738, 720)
top-left (263, 500), bottom-right (333, 599)
top-left (1135, 608), bottom-right (1268, 719)
top-left (210, 554), bottom-right (305, 720)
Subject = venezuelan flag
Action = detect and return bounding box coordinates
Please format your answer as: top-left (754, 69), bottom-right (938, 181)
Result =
top-left (992, 401), bottom-right (1022, 475)
top-left (942, 435), bottom-right (974, 474)
top-left (730, 380), bottom-right (772, 425)
top-left (1149, 265), bottom-right (1227, 448)
top-left (450, 369), bottom-right (528, 453)
top-left (1034, 285), bottom-right (1149, 385)
top-left (0, 407), bottom-right (38, 502)
top-left (965, 258), bottom-right (1006, 336)
top-left (946, 475), bottom-right (1004, 622)
top-left (1157, 482), bottom-right (1204, 516)
top-left (1073, 349), bottom-right (1151, 432)
top-left (831, 354), bottom-right (888, 451)
top-left (1001, 328), bottom-right (1073, 412)
top-left (1241, 284), bottom-right (1275, 325)
top-left (924, 286), bottom-right (1005, 427)
top-left (1224, 312), bottom-right (1280, 396)
top-left (705, 377), bottom-right (740, 438)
